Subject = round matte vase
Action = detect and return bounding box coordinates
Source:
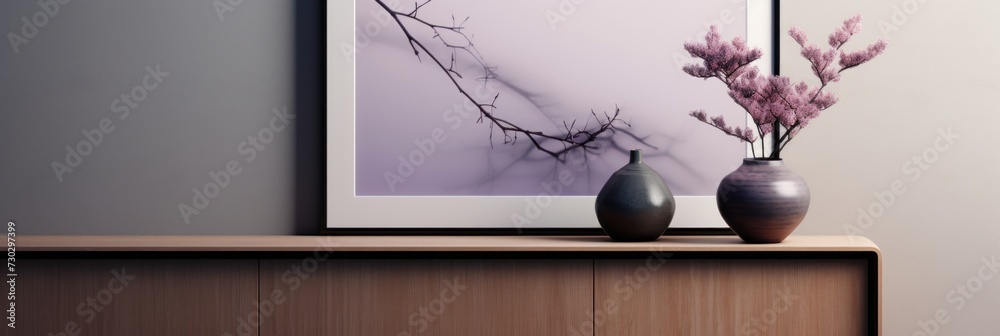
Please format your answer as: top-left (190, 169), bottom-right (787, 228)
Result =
top-left (717, 159), bottom-right (810, 244)
top-left (595, 150), bottom-right (676, 242)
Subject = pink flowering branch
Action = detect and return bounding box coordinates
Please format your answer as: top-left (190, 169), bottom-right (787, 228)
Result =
top-left (683, 15), bottom-right (886, 159)
top-left (690, 110), bottom-right (758, 156)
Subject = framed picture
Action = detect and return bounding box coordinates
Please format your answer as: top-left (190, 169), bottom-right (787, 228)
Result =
top-left (325, 0), bottom-right (778, 234)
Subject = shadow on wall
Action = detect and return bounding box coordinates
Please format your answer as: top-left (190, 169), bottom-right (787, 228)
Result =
top-left (293, 0), bottom-right (325, 234)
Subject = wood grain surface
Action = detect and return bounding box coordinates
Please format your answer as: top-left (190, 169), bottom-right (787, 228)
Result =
top-left (17, 236), bottom-right (879, 335)
top-left (259, 259), bottom-right (594, 336)
top-left (17, 259), bottom-right (257, 336)
top-left (594, 258), bottom-right (868, 336)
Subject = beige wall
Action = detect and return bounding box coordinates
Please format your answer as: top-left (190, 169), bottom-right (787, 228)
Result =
top-left (782, 1), bottom-right (1000, 334)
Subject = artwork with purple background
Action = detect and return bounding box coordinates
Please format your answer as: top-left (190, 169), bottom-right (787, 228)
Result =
top-left (355, 0), bottom-right (749, 196)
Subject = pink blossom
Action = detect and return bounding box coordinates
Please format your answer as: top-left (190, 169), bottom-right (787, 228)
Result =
top-left (789, 27), bottom-right (808, 46)
top-left (711, 116), bottom-right (727, 128)
top-left (682, 64), bottom-right (714, 79)
top-left (683, 15), bottom-right (886, 158)
top-left (829, 15), bottom-right (863, 49)
top-left (684, 26), bottom-right (763, 79)
top-left (840, 40), bottom-right (888, 70)
top-left (690, 110), bottom-right (708, 122)
top-left (691, 111), bottom-right (757, 143)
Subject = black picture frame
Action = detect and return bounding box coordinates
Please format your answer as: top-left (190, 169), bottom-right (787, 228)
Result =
top-left (315, 0), bottom-right (781, 235)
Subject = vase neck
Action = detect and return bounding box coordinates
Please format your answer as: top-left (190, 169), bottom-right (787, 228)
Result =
top-left (629, 150), bottom-right (642, 164)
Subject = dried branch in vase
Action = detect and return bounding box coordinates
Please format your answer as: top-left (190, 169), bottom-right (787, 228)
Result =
top-left (374, 0), bottom-right (627, 160)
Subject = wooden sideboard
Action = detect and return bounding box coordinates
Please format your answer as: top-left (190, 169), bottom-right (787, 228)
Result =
top-left (18, 236), bottom-right (880, 336)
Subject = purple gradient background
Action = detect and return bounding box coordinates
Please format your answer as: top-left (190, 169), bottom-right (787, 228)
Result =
top-left (356, 0), bottom-right (749, 196)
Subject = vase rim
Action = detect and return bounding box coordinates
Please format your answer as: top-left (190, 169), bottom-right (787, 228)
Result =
top-left (742, 158), bottom-right (785, 165)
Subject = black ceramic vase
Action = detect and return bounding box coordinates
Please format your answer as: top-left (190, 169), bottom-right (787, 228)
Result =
top-left (717, 158), bottom-right (810, 244)
top-left (595, 150), bottom-right (676, 242)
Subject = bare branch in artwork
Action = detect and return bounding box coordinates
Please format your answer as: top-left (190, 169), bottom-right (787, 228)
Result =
top-left (373, 0), bottom-right (627, 160)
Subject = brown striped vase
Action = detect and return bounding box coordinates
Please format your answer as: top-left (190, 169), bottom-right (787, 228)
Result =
top-left (717, 158), bottom-right (810, 243)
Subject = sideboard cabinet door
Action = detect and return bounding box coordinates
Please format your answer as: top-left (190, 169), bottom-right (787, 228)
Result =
top-left (260, 259), bottom-right (594, 336)
top-left (20, 259), bottom-right (258, 336)
top-left (594, 259), bottom-right (868, 336)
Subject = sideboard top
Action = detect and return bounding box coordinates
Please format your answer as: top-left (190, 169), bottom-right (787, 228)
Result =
top-left (20, 235), bottom-right (880, 254)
